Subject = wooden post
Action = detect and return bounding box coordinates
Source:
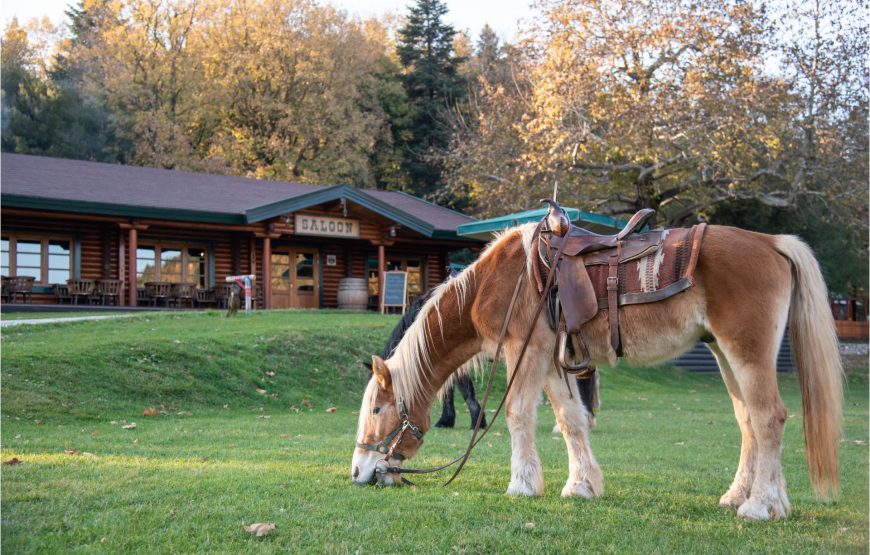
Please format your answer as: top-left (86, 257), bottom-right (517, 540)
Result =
top-left (127, 227), bottom-right (138, 307)
top-left (119, 233), bottom-right (126, 306)
top-left (262, 237), bottom-right (271, 310)
top-left (377, 243), bottom-right (385, 313)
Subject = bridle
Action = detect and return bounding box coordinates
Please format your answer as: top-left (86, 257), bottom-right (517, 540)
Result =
top-left (355, 400), bottom-right (422, 458)
top-left (356, 209), bottom-right (571, 487)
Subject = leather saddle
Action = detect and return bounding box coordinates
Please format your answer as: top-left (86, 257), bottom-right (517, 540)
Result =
top-left (536, 201), bottom-right (706, 374)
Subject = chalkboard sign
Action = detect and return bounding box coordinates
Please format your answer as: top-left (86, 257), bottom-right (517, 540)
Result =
top-left (382, 271), bottom-right (408, 314)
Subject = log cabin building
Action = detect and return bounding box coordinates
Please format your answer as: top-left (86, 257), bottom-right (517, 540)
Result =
top-left (0, 153), bottom-right (482, 310)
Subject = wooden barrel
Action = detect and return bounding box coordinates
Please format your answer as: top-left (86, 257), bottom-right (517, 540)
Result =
top-left (337, 277), bottom-right (368, 311)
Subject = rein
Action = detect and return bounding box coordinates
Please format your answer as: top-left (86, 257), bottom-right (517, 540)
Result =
top-left (363, 219), bottom-right (568, 486)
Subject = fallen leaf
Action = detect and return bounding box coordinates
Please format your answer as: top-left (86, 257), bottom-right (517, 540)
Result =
top-left (143, 408), bottom-right (159, 417)
top-left (326, 407), bottom-right (336, 413)
top-left (64, 448), bottom-right (78, 455)
top-left (265, 371), bottom-right (275, 378)
top-left (133, 438), bottom-right (140, 444)
top-left (33, 419), bottom-right (42, 425)
top-left (255, 388), bottom-right (268, 395)
top-left (524, 522), bottom-right (535, 530)
top-left (302, 399), bottom-right (311, 408)
top-left (4, 458), bottom-right (21, 465)
top-left (257, 415), bottom-right (271, 419)
top-left (122, 423), bottom-right (137, 430)
top-left (82, 452), bottom-right (96, 458)
top-left (279, 434), bottom-right (290, 439)
top-left (91, 431), bottom-right (101, 437)
top-left (243, 523), bottom-right (276, 537)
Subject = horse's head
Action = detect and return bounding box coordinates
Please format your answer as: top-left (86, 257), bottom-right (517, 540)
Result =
top-left (351, 355), bottom-right (429, 486)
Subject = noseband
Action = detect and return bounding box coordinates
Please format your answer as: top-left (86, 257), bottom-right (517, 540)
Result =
top-left (356, 400), bottom-right (423, 458)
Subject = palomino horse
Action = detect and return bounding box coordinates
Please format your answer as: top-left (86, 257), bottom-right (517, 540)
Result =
top-left (352, 222), bottom-right (842, 520)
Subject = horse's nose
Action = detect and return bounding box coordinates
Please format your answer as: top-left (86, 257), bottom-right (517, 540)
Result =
top-left (353, 466), bottom-right (360, 479)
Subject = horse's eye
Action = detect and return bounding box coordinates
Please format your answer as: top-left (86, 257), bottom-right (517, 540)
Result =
top-left (372, 406), bottom-right (381, 415)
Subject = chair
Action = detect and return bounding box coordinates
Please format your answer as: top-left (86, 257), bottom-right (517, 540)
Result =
top-left (213, 283), bottom-right (234, 309)
top-left (145, 282), bottom-right (173, 307)
top-left (53, 283), bottom-right (71, 304)
top-left (194, 288), bottom-right (217, 309)
top-left (1, 277), bottom-right (8, 303)
top-left (96, 279), bottom-right (123, 306)
top-left (171, 283), bottom-right (196, 308)
top-left (137, 287), bottom-right (148, 307)
top-left (8, 276), bottom-right (35, 303)
top-left (66, 279), bottom-right (95, 305)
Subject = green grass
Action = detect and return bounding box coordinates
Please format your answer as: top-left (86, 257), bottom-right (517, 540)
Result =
top-left (2, 311), bottom-right (867, 553)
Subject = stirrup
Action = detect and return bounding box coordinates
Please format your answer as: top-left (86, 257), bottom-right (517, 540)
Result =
top-left (557, 329), bottom-right (595, 378)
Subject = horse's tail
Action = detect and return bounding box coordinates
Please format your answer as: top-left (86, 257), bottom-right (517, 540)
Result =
top-left (775, 235), bottom-right (843, 499)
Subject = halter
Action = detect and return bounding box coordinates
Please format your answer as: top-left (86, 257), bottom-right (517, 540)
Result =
top-left (355, 400), bottom-right (424, 462)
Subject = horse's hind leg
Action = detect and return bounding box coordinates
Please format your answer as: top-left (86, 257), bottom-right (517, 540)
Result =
top-left (544, 371), bottom-right (603, 498)
top-left (456, 375), bottom-right (486, 429)
top-left (712, 339), bottom-right (791, 520)
top-left (708, 342), bottom-right (756, 508)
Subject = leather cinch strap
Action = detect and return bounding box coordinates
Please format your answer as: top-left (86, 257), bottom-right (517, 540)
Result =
top-left (607, 243), bottom-right (621, 355)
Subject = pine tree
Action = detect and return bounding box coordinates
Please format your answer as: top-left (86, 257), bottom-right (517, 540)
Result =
top-left (396, 0), bottom-right (465, 199)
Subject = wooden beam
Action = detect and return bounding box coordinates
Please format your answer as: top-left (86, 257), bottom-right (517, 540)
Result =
top-left (127, 227), bottom-right (138, 307)
top-left (262, 237), bottom-right (272, 310)
top-left (377, 243), bottom-right (385, 313)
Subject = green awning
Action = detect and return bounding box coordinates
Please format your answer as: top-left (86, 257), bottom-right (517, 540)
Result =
top-left (456, 207), bottom-right (625, 240)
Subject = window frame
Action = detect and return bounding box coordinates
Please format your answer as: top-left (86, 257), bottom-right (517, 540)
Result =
top-left (1, 234), bottom-right (75, 286)
top-left (135, 240), bottom-right (209, 288)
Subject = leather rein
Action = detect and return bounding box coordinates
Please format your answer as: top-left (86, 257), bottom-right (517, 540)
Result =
top-left (357, 219), bottom-right (569, 486)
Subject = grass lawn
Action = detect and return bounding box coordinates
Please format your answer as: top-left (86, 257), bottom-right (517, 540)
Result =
top-left (1, 311), bottom-right (867, 553)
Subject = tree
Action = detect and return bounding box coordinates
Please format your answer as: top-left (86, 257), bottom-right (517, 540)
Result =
top-left (396, 0), bottom-right (466, 200)
top-left (197, 0), bottom-right (396, 185)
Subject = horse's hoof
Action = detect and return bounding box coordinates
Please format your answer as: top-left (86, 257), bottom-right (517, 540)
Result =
top-left (560, 481), bottom-right (597, 499)
top-left (736, 498), bottom-right (789, 520)
top-left (434, 420), bottom-right (454, 428)
top-left (506, 480), bottom-right (540, 497)
top-left (718, 489), bottom-right (747, 509)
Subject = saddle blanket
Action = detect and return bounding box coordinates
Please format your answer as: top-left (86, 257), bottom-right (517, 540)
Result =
top-left (584, 224), bottom-right (707, 308)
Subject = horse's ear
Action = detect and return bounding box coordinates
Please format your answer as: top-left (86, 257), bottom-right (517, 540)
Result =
top-left (362, 360), bottom-right (373, 372)
top-left (371, 356), bottom-right (391, 389)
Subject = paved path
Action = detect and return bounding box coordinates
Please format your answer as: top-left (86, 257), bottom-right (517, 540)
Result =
top-left (0, 314), bottom-right (140, 327)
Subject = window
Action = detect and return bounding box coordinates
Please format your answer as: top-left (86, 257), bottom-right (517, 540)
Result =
top-left (367, 257), bottom-right (425, 296)
top-left (1, 235), bottom-right (72, 285)
top-left (136, 242), bottom-right (207, 287)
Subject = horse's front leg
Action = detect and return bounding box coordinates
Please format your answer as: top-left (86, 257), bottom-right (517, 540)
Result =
top-left (544, 369), bottom-right (603, 498)
top-left (503, 344), bottom-right (549, 496)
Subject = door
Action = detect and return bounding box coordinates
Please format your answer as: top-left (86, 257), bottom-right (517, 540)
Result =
top-left (270, 253), bottom-right (292, 309)
top-left (270, 250), bottom-right (318, 309)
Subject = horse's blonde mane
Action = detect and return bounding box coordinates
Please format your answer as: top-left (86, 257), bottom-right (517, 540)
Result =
top-left (386, 224), bottom-right (537, 406)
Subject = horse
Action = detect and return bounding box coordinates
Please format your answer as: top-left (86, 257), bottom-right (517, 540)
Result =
top-left (376, 286), bottom-right (488, 430)
top-left (351, 221), bottom-right (842, 521)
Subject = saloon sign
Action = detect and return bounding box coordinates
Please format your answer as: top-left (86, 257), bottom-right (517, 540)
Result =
top-left (294, 214), bottom-right (360, 238)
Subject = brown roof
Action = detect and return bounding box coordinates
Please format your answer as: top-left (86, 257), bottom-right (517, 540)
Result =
top-left (1, 153), bottom-right (476, 237)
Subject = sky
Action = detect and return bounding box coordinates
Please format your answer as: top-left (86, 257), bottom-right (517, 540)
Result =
top-left (1, 0), bottom-right (534, 42)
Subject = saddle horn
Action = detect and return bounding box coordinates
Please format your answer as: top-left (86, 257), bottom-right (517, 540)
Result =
top-left (540, 199), bottom-right (570, 237)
